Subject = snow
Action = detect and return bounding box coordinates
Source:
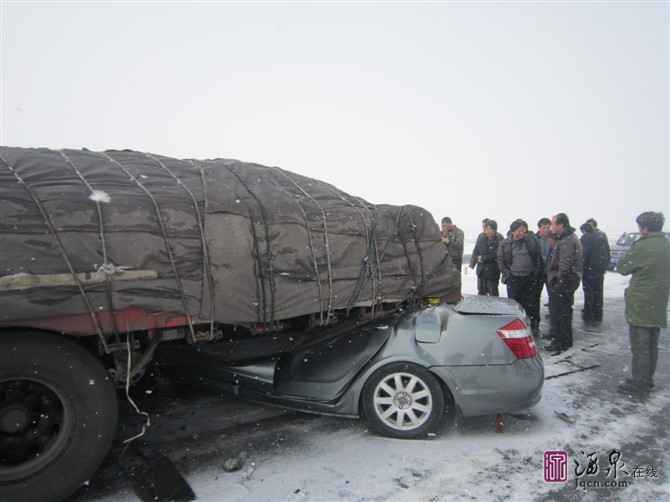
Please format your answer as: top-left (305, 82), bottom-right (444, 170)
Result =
top-left (89, 190), bottom-right (111, 203)
top-left (86, 270), bottom-right (668, 502)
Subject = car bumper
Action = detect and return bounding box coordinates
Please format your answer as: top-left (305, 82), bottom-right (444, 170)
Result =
top-left (431, 357), bottom-right (544, 417)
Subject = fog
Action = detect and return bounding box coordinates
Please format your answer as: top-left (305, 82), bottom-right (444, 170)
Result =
top-left (1, 2), bottom-right (667, 240)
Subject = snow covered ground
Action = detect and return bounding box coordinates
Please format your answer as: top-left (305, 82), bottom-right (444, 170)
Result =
top-left (75, 270), bottom-right (669, 502)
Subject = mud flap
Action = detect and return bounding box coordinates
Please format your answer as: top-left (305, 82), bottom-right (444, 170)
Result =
top-left (122, 443), bottom-right (196, 502)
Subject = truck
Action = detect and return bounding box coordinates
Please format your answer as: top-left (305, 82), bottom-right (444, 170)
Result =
top-left (0, 146), bottom-right (460, 502)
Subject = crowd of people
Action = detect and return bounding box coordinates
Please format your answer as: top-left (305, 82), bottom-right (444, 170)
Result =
top-left (441, 211), bottom-right (670, 398)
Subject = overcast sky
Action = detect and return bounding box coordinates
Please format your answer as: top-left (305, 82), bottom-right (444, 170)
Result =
top-left (1, 1), bottom-right (667, 239)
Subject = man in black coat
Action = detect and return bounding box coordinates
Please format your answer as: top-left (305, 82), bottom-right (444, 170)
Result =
top-left (580, 219), bottom-right (610, 324)
top-left (470, 218), bottom-right (489, 294)
top-left (474, 220), bottom-right (502, 296)
top-left (497, 219), bottom-right (544, 334)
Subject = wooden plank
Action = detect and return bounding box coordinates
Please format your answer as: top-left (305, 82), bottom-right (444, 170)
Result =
top-left (0, 270), bottom-right (159, 292)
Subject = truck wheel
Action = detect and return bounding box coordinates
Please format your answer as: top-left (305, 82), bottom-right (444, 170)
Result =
top-left (361, 362), bottom-right (445, 439)
top-left (0, 332), bottom-right (118, 502)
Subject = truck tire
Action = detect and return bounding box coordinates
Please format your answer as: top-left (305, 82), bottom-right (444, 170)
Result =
top-left (0, 332), bottom-right (118, 502)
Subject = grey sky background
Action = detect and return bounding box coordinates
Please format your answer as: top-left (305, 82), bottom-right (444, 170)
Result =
top-left (1, 1), bottom-right (667, 240)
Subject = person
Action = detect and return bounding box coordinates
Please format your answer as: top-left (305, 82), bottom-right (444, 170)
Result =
top-left (545, 213), bottom-right (583, 354)
top-left (580, 220), bottom-right (610, 324)
top-left (586, 218), bottom-right (611, 273)
top-left (474, 220), bottom-right (502, 296)
top-left (617, 212), bottom-right (670, 396)
top-left (497, 219), bottom-right (543, 334)
top-left (537, 217), bottom-right (554, 320)
top-left (523, 220), bottom-right (548, 336)
top-left (469, 218), bottom-right (490, 274)
top-left (586, 218), bottom-right (610, 250)
top-left (441, 217), bottom-right (465, 270)
top-left (537, 218), bottom-right (553, 267)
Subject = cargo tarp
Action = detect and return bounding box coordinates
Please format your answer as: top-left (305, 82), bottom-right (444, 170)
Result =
top-left (0, 147), bottom-right (459, 336)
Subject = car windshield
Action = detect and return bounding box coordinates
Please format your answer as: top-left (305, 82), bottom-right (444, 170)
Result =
top-left (616, 233), bottom-right (640, 246)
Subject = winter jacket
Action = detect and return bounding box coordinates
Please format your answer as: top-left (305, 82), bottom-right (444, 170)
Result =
top-left (443, 227), bottom-right (465, 270)
top-left (617, 232), bottom-right (670, 328)
top-left (497, 233), bottom-right (543, 282)
top-left (476, 234), bottom-right (503, 280)
top-left (546, 226), bottom-right (582, 289)
top-left (470, 232), bottom-right (487, 268)
top-left (581, 230), bottom-right (610, 275)
top-left (538, 235), bottom-right (553, 263)
top-left (471, 231), bottom-right (504, 268)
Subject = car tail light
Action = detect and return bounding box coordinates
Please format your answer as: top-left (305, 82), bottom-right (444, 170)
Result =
top-left (496, 319), bottom-right (537, 359)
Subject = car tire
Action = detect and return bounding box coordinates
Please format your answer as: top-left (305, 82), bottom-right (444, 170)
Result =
top-left (361, 362), bottom-right (445, 439)
top-left (0, 331), bottom-right (118, 502)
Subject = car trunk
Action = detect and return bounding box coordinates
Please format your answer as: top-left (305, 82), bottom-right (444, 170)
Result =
top-left (453, 295), bottom-right (526, 316)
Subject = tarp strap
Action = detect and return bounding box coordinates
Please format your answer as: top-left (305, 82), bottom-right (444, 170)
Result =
top-left (407, 209), bottom-right (426, 297)
top-left (0, 153), bottom-right (109, 351)
top-left (345, 194), bottom-right (381, 316)
top-left (59, 150), bottom-right (121, 342)
top-left (394, 206), bottom-right (423, 302)
top-left (97, 152), bottom-right (197, 343)
top-left (192, 160), bottom-right (217, 340)
top-left (267, 169), bottom-right (324, 325)
top-left (272, 167), bottom-right (334, 325)
top-left (328, 186), bottom-right (380, 316)
top-left (216, 166), bottom-right (265, 323)
top-left (379, 205), bottom-right (405, 261)
top-left (144, 153), bottom-right (215, 339)
top-left (221, 164), bottom-right (275, 323)
top-left (396, 205), bottom-right (420, 295)
top-left (336, 196), bottom-right (372, 313)
top-left (351, 195), bottom-right (383, 317)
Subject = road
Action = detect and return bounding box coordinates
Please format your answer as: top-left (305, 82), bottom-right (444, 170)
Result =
top-left (71, 272), bottom-right (669, 502)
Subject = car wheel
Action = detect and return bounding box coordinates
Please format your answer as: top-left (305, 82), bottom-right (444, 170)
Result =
top-left (0, 332), bottom-right (118, 502)
top-left (361, 362), bottom-right (445, 439)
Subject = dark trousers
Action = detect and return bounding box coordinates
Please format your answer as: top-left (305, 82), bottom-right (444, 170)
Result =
top-left (508, 274), bottom-right (540, 329)
top-left (629, 325), bottom-right (660, 388)
top-left (549, 282), bottom-right (577, 348)
top-left (583, 272), bottom-right (605, 322)
top-left (531, 274), bottom-right (545, 330)
top-left (477, 275), bottom-right (500, 296)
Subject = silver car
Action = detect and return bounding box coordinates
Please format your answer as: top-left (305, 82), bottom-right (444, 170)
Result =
top-left (209, 295), bottom-right (544, 438)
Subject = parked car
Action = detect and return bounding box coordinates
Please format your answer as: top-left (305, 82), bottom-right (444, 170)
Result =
top-left (610, 232), bottom-right (670, 270)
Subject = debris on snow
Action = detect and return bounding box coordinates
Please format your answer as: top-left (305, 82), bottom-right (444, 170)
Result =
top-left (554, 410), bottom-right (576, 424)
top-left (223, 457), bottom-right (244, 472)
